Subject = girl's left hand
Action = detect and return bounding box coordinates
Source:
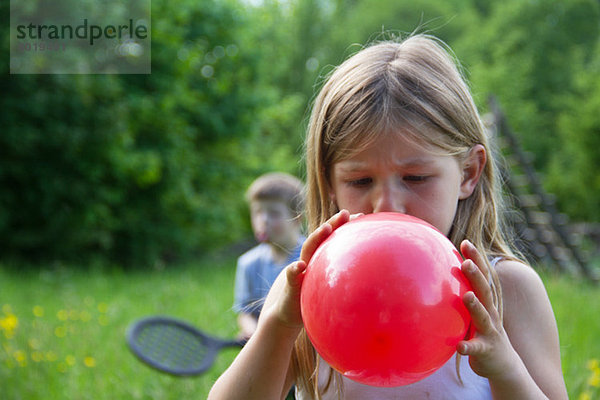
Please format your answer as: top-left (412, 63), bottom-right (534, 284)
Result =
top-left (456, 240), bottom-right (520, 380)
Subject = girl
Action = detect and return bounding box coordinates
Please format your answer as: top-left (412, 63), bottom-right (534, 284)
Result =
top-left (209, 34), bottom-right (568, 399)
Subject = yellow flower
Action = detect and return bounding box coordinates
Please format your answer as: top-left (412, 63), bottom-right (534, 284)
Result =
top-left (97, 303), bottom-right (109, 313)
top-left (588, 371), bottom-right (600, 388)
top-left (0, 313), bottom-right (18, 338)
top-left (0, 314), bottom-right (18, 331)
top-left (587, 359), bottom-right (600, 372)
top-left (579, 391), bottom-right (591, 400)
top-left (31, 351), bottom-right (44, 363)
top-left (13, 350), bottom-right (27, 367)
top-left (84, 356), bottom-right (96, 368)
top-left (65, 355), bottom-right (76, 366)
top-left (57, 310), bottom-right (69, 321)
top-left (33, 306), bottom-right (44, 317)
top-left (13, 350), bottom-right (26, 362)
top-left (57, 362), bottom-right (67, 373)
top-left (54, 326), bottom-right (67, 338)
top-left (45, 350), bottom-right (58, 362)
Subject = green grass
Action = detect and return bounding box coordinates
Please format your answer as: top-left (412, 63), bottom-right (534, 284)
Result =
top-left (1, 257), bottom-right (599, 399)
top-left (0, 256), bottom-right (241, 399)
top-left (540, 270), bottom-right (600, 399)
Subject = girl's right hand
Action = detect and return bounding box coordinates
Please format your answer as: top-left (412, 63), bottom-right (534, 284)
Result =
top-left (259, 210), bottom-right (359, 333)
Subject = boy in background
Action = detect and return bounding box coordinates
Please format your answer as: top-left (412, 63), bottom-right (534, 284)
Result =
top-left (233, 172), bottom-right (305, 340)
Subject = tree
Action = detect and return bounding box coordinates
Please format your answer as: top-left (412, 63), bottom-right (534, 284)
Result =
top-left (458, 0), bottom-right (600, 172)
top-left (0, 0), bottom-right (288, 266)
top-left (547, 38), bottom-right (600, 221)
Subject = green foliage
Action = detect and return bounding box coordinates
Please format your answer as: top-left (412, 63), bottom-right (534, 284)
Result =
top-left (546, 38), bottom-right (600, 221)
top-left (458, 0), bottom-right (600, 172)
top-left (0, 0), bottom-right (297, 267)
top-left (2, 0), bottom-right (599, 268)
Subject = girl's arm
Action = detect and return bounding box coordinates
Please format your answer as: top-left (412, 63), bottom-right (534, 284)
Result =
top-left (209, 275), bottom-right (304, 400)
top-left (208, 211), bottom-right (353, 400)
top-left (236, 312), bottom-right (258, 340)
top-left (458, 240), bottom-right (568, 400)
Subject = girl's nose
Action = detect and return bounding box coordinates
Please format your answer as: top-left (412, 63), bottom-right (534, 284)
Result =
top-left (373, 181), bottom-right (405, 214)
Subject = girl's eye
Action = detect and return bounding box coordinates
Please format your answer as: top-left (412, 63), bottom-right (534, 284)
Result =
top-left (348, 177), bottom-right (372, 187)
top-left (403, 175), bottom-right (428, 183)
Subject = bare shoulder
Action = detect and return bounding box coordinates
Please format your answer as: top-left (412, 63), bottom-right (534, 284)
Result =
top-left (494, 258), bottom-right (545, 292)
top-left (495, 259), bottom-right (568, 398)
top-left (494, 259), bottom-right (552, 327)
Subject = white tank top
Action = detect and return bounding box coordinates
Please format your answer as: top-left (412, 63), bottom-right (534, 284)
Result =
top-left (295, 257), bottom-right (503, 400)
top-left (295, 352), bottom-right (491, 400)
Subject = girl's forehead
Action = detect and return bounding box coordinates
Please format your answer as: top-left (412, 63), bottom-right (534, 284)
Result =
top-left (335, 130), bottom-right (448, 164)
top-left (330, 130), bottom-right (458, 174)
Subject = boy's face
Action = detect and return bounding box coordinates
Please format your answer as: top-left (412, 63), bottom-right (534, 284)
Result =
top-left (250, 199), bottom-right (299, 246)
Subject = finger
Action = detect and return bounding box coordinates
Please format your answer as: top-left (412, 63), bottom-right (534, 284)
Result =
top-left (460, 240), bottom-right (489, 281)
top-left (325, 209), bottom-right (351, 231)
top-left (300, 210), bottom-right (350, 263)
top-left (300, 223), bottom-right (333, 263)
top-left (460, 240), bottom-right (495, 310)
top-left (286, 261), bottom-right (307, 290)
top-left (349, 212), bottom-right (364, 222)
top-left (457, 336), bottom-right (487, 356)
top-left (262, 267), bottom-right (289, 311)
top-left (461, 259), bottom-right (496, 313)
top-left (463, 291), bottom-right (495, 336)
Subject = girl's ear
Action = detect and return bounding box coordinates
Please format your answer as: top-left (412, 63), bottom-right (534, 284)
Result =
top-left (458, 144), bottom-right (486, 200)
top-left (329, 192), bottom-right (337, 208)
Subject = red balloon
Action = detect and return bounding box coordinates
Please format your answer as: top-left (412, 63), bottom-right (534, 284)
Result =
top-left (301, 212), bottom-right (472, 387)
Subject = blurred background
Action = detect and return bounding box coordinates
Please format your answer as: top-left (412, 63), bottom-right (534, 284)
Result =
top-left (2, 0), bottom-right (599, 268)
top-left (1, 0), bottom-right (600, 398)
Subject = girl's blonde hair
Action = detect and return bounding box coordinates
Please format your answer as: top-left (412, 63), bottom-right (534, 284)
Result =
top-left (294, 34), bottom-right (519, 398)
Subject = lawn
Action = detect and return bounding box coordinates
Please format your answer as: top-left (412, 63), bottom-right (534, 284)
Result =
top-left (1, 255), bottom-right (599, 399)
top-left (0, 255), bottom-right (241, 399)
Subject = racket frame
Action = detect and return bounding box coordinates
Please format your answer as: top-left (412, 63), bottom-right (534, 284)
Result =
top-left (126, 315), bottom-right (244, 376)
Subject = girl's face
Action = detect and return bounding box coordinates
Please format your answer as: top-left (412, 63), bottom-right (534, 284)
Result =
top-left (329, 133), bottom-right (484, 237)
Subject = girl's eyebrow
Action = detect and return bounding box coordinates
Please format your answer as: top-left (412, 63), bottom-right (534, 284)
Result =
top-left (336, 157), bottom-right (435, 172)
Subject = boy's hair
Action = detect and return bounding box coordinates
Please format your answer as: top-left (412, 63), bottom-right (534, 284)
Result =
top-left (245, 172), bottom-right (305, 218)
top-left (297, 34), bottom-right (518, 398)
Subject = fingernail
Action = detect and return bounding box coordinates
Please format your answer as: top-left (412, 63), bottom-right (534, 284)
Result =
top-left (465, 291), bottom-right (476, 305)
top-left (464, 260), bottom-right (475, 273)
top-left (469, 293), bottom-right (477, 305)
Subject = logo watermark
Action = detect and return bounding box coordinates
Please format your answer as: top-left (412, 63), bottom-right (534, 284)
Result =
top-left (10, 0), bottom-right (151, 74)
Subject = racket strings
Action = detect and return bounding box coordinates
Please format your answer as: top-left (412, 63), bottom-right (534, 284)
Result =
top-left (136, 324), bottom-right (209, 369)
